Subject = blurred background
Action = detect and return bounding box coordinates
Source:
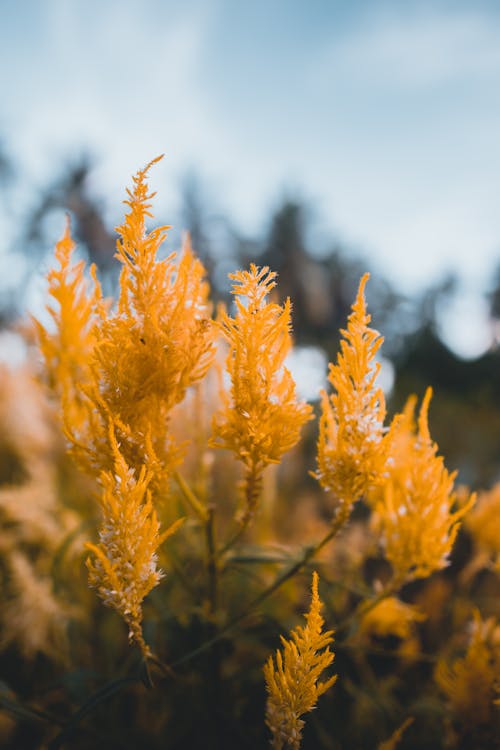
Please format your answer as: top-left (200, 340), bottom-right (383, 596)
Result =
top-left (1, 0), bottom-right (500, 487)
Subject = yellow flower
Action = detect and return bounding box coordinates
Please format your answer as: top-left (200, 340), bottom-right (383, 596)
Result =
top-left (466, 483), bottom-right (500, 569)
top-left (315, 273), bottom-right (386, 513)
top-left (211, 264), bottom-right (312, 520)
top-left (373, 389), bottom-right (475, 582)
top-left (33, 217), bottom-right (104, 431)
top-left (37, 158), bottom-right (216, 494)
top-left (1, 552), bottom-right (75, 662)
top-left (86, 427), bottom-right (183, 656)
top-left (78, 160), bottom-right (215, 487)
top-left (264, 572), bottom-right (336, 750)
top-left (435, 611), bottom-right (500, 726)
top-left (35, 159), bottom-right (211, 650)
top-left (359, 596), bottom-right (426, 642)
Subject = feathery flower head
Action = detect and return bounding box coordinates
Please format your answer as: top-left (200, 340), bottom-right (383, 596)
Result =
top-left (86, 427), bottom-right (183, 655)
top-left (264, 572), bottom-right (336, 750)
top-left (466, 482), bottom-right (500, 569)
top-left (315, 273), bottom-right (386, 510)
top-left (94, 158), bottom-right (214, 472)
top-left (211, 264), bottom-right (312, 518)
top-left (359, 596), bottom-right (426, 642)
top-left (34, 218), bottom-right (103, 429)
top-left (373, 389), bottom-right (475, 582)
top-left (35, 158), bottom-right (210, 654)
top-left (435, 610), bottom-right (500, 726)
top-left (1, 552), bottom-right (75, 662)
top-left (56, 158), bottom-right (216, 487)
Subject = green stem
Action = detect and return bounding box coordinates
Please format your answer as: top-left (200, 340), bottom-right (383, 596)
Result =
top-left (162, 543), bottom-right (198, 597)
top-left (217, 519), bottom-right (250, 561)
top-left (203, 504), bottom-right (222, 746)
top-left (173, 502), bottom-right (351, 668)
top-left (337, 641), bottom-right (437, 663)
top-left (174, 471), bottom-right (208, 522)
top-left (235, 501), bottom-right (351, 618)
top-left (217, 463), bottom-right (262, 560)
top-left (334, 572), bottom-right (407, 635)
top-left (205, 504), bottom-right (218, 617)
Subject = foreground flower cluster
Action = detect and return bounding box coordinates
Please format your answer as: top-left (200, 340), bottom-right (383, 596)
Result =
top-left (1, 157), bottom-right (495, 749)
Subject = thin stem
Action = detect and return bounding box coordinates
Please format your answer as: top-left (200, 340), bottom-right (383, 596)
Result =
top-left (217, 521), bottom-right (249, 561)
top-left (226, 552), bottom-right (295, 565)
top-left (235, 501), bottom-right (351, 618)
top-left (203, 504), bottom-right (222, 746)
top-left (337, 640), bottom-right (437, 663)
top-left (161, 543), bottom-right (198, 598)
top-left (205, 504), bottom-right (218, 617)
top-left (128, 619), bottom-right (153, 660)
top-left (174, 470), bottom-right (208, 522)
top-left (217, 463), bottom-right (262, 560)
top-left (172, 502), bottom-right (351, 668)
top-left (146, 652), bottom-right (177, 681)
top-left (334, 572), bottom-right (407, 636)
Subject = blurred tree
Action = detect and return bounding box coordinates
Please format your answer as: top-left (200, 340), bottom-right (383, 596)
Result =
top-left (22, 154), bottom-right (115, 273)
top-left (391, 277), bottom-right (500, 487)
top-left (0, 139), bottom-right (14, 196)
top-left (178, 169), bottom-right (247, 305)
top-left (487, 261), bottom-right (500, 345)
top-left (256, 199), bottom-right (407, 364)
top-left (179, 170), bottom-right (213, 269)
top-left (0, 140), bottom-right (18, 323)
top-left (0, 154), bottom-right (119, 320)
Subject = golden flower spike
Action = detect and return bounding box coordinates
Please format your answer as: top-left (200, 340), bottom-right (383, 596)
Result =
top-left (435, 610), bottom-right (500, 727)
top-left (315, 273), bottom-right (386, 517)
top-left (86, 427), bottom-right (183, 657)
top-left (85, 160), bottom-right (216, 486)
top-left (34, 216), bottom-right (103, 432)
top-left (374, 388), bottom-right (475, 583)
top-left (264, 572), bottom-right (336, 750)
top-left (35, 159), bottom-right (212, 656)
top-left (212, 264), bottom-right (312, 524)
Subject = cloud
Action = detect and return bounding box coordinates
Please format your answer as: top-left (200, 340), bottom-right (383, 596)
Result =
top-left (2, 1), bottom-right (219, 186)
top-left (1, 0), bottom-right (500, 304)
top-left (317, 7), bottom-right (500, 89)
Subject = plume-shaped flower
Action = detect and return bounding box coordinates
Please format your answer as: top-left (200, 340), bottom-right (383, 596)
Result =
top-left (373, 389), bottom-right (474, 582)
top-left (435, 611), bottom-right (500, 726)
top-left (35, 158), bottom-right (211, 653)
top-left (211, 264), bottom-right (312, 520)
top-left (33, 218), bottom-right (103, 430)
top-left (264, 572), bottom-right (336, 750)
top-left (61, 158), bottom-right (215, 489)
top-left (0, 552), bottom-right (75, 662)
top-left (86, 427), bottom-right (183, 655)
top-left (359, 596), bottom-right (426, 642)
top-left (315, 273), bottom-right (386, 513)
top-left (113, 166), bottom-right (214, 416)
top-left (466, 483), bottom-right (500, 570)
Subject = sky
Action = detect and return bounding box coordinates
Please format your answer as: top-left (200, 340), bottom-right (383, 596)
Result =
top-left (1, 0), bottom-right (500, 357)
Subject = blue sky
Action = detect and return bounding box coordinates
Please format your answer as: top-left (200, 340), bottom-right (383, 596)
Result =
top-left (1, 0), bottom-right (500, 355)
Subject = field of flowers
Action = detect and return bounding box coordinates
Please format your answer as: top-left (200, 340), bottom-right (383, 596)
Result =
top-left (0, 157), bottom-right (499, 749)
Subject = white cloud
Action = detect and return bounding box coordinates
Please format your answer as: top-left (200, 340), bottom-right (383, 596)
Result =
top-left (318, 8), bottom-right (500, 89)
